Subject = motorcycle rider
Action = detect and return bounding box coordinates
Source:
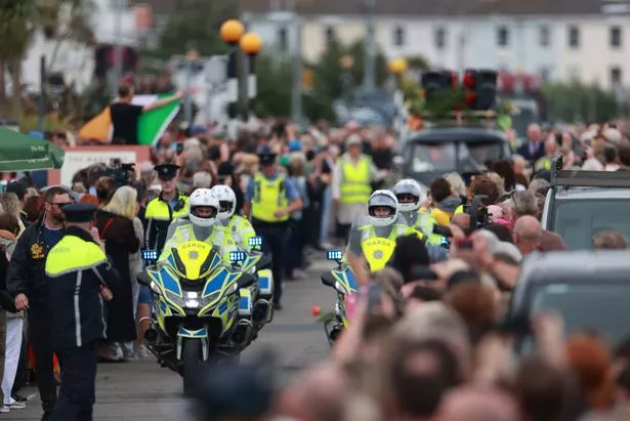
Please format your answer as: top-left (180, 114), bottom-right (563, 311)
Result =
top-left (393, 179), bottom-right (443, 246)
top-left (210, 185), bottom-right (256, 259)
top-left (346, 190), bottom-right (416, 273)
top-left (160, 189), bottom-right (221, 261)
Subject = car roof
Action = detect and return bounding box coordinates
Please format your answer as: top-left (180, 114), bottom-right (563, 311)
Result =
top-left (511, 250), bottom-right (630, 315)
top-left (554, 187), bottom-right (630, 200)
top-left (406, 127), bottom-right (508, 144)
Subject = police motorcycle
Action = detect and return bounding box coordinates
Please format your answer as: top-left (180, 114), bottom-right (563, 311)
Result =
top-left (138, 239), bottom-right (271, 395)
top-left (228, 236), bottom-right (275, 337)
top-left (320, 250), bottom-right (359, 346)
top-left (208, 185), bottom-right (275, 335)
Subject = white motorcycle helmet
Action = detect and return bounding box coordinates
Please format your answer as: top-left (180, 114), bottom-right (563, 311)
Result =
top-left (188, 188), bottom-right (219, 227)
top-left (367, 190), bottom-right (399, 227)
top-left (393, 179), bottom-right (424, 213)
top-left (210, 185), bottom-right (236, 221)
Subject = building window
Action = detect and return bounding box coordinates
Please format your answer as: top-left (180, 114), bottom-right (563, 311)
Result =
top-left (497, 26), bottom-right (509, 47)
top-left (435, 27), bottom-right (446, 50)
top-left (568, 25), bottom-right (580, 48)
top-left (393, 26), bottom-right (405, 47)
top-left (611, 67), bottom-right (622, 86)
top-left (278, 27), bottom-right (288, 51)
top-left (325, 26), bottom-right (335, 44)
top-left (611, 26), bottom-right (622, 48)
top-left (539, 25), bottom-right (550, 47)
top-left (540, 67), bottom-right (551, 82)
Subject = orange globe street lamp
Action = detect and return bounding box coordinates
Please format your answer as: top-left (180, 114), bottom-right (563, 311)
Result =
top-left (388, 58), bottom-right (408, 75)
top-left (220, 19), bottom-right (245, 132)
top-left (240, 33), bottom-right (263, 121)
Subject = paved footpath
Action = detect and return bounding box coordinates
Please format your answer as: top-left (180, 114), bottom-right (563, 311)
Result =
top-left (9, 259), bottom-right (335, 421)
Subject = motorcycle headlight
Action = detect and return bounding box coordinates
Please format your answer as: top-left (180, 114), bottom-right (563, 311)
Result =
top-left (185, 299), bottom-right (200, 309)
top-left (149, 281), bottom-right (162, 295)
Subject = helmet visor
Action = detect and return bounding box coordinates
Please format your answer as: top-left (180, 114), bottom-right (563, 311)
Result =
top-left (191, 205), bottom-right (217, 219)
top-left (218, 200), bottom-right (233, 213)
top-left (396, 193), bottom-right (419, 204)
top-left (369, 205), bottom-right (395, 218)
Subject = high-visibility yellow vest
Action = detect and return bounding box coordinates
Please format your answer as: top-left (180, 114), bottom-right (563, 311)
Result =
top-left (216, 215), bottom-right (257, 259)
top-left (159, 221), bottom-right (221, 261)
top-left (407, 211), bottom-right (444, 246)
top-left (145, 194), bottom-right (189, 221)
top-left (339, 156), bottom-right (372, 204)
top-left (359, 223), bottom-right (415, 272)
top-left (46, 234), bottom-right (107, 276)
top-left (251, 173), bottom-right (289, 223)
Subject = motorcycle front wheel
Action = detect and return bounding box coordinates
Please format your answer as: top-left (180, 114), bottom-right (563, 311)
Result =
top-left (182, 339), bottom-right (205, 396)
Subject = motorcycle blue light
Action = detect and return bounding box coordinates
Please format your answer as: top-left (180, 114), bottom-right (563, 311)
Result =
top-left (248, 236), bottom-right (263, 247)
top-left (230, 251), bottom-right (246, 262)
top-left (142, 249), bottom-right (158, 261)
top-left (327, 250), bottom-right (343, 261)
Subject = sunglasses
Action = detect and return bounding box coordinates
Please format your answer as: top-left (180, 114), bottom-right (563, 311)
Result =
top-left (48, 202), bottom-right (73, 207)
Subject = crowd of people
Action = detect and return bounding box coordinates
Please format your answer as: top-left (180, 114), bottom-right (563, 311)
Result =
top-left (0, 113), bottom-right (629, 420)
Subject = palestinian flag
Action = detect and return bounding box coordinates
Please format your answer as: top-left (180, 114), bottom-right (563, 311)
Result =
top-left (78, 93), bottom-right (181, 145)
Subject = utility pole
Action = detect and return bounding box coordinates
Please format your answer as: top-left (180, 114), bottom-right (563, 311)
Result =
top-left (111, 0), bottom-right (126, 97)
top-left (363, 0), bottom-right (376, 91)
top-left (290, 0), bottom-right (303, 124)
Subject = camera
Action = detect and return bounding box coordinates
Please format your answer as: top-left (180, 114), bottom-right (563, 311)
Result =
top-left (105, 160), bottom-right (136, 189)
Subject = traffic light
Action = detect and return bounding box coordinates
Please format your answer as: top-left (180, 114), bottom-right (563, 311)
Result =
top-left (462, 69), bottom-right (497, 110)
top-left (421, 70), bottom-right (458, 107)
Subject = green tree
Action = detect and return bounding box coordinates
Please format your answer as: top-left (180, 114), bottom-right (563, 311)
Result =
top-left (544, 81), bottom-right (624, 123)
top-left (150, 0), bottom-right (238, 60)
top-left (254, 55), bottom-right (292, 118)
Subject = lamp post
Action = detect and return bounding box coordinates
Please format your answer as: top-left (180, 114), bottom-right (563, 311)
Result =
top-left (220, 19), bottom-right (245, 135)
top-left (240, 32), bottom-right (263, 122)
top-left (388, 58), bottom-right (408, 133)
top-left (184, 48), bottom-right (199, 129)
top-left (340, 55), bottom-right (355, 107)
top-left (387, 58), bottom-right (408, 90)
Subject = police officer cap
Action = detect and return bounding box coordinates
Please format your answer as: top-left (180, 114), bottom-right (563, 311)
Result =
top-left (154, 164), bottom-right (180, 181)
top-left (258, 149), bottom-right (276, 167)
top-left (63, 203), bottom-right (97, 223)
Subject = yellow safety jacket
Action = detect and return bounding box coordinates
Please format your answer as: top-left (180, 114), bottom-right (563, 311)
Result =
top-left (159, 221), bottom-right (221, 261)
top-left (339, 156), bottom-right (372, 204)
top-left (251, 173), bottom-right (289, 223)
top-left (431, 204), bottom-right (464, 227)
top-left (404, 211), bottom-right (444, 246)
top-left (144, 192), bottom-right (189, 253)
top-left (358, 223), bottom-right (416, 272)
top-left (216, 215), bottom-right (257, 258)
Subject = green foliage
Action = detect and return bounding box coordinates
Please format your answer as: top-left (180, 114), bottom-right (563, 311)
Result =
top-left (544, 81), bottom-right (628, 123)
top-left (405, 55), bottom-right (430, 71)
top-left (254, 55), bottom-right (292, 118)
top-left (151, 0), bottom-right (238, 60)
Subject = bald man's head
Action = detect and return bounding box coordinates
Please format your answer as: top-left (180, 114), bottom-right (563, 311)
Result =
top-left (276, 363), bottom-right (348, 421)
top-left (513, 215), bottom-right (542, 256)
top-left (437, 386), bottom-right (520, 421)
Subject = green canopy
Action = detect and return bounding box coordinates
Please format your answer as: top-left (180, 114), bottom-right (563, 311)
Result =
top-left (0, 128), bottom-right (65, 171)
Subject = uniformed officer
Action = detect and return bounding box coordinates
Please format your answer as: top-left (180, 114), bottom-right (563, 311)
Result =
top-left (160, 189), bottom-right (221, 261)
top-left (243, 151), bottom-right (303, 310)
top-left (210, 185), bottom-right (256, 259)
top-left (393, 179), bottom-right (443, 246)
top-left (346, 190), bottom-right (416, 273)
top-left (44, 204), bottom-right (120, 421)
top-left (143, 164), bottom-right (189, 254)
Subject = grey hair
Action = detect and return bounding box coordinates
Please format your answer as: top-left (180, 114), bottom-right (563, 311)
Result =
top-left (528, 179), bottom-right (551, 197)
top-left (512, 190), bottom-right (538, 217)
top-left (192, 171), bottom-right (213, 189)
top-left (445, 173), bottom-right (466, 197)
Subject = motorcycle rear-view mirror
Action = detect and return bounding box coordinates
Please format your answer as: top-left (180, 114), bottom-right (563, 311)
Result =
top-left (321, 272), bottom-right (336, 288)
top-left (137, 272), bottom-right (151, 287)
top-left (237, 274), bottom-right (256, 289)
top-left (256, 254), bottom-right (272, 271)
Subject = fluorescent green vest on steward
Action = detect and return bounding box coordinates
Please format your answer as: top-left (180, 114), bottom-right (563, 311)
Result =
top-left (340, 157), bottom-right (372, 205)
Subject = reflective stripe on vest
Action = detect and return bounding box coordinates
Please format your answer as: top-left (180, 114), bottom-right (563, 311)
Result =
top-left (340, 157), bottom-right (371, 204)
top-left (45, 235), bottom-right (107, 277)
top-left (251, 173), bottom-right (289, 223)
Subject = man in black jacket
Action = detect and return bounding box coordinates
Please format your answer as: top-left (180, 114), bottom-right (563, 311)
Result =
top-left (7, 187), bottom-right (71, 421)
top-left (45, 203), bottom-right (118, 421)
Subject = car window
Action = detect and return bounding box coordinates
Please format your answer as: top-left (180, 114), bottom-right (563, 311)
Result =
top-left (529, 283), bottom-right (630, 348)
top-left (553, 199), bottom-right (630, 250)
top-left (411, 143), bottom-right (456, 172)
top-left (460, 141), bottom-right (504, 167)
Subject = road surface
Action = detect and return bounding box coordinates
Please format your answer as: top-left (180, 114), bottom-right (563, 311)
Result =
top-left (10, 258), bottom-right (334, 421)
